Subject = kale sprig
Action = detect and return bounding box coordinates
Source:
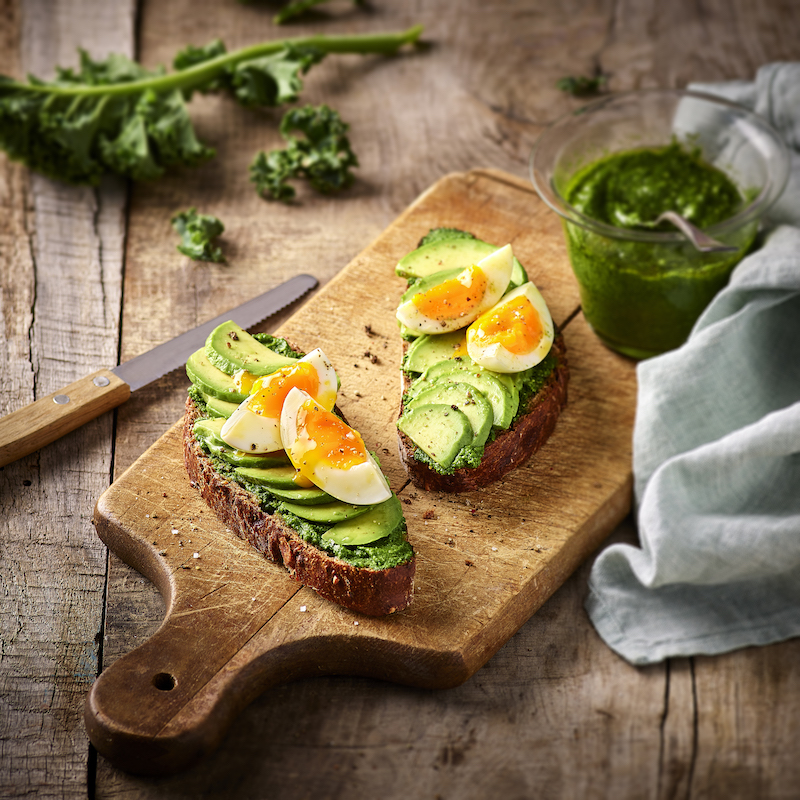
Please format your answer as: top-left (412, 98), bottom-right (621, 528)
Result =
top-left (274, 0), bottom-right (364, 25)
top-left (250, 104), bottom-right (357, 201)
top-left (556, 74), bottom-right (608, 97)
top-left (0, 26), bottom-right (422, 185)
top-left (171, 207), bottom-right (226, 263)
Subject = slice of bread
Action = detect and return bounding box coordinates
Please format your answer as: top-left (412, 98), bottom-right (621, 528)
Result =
top-left (397, 333), bottom-right (569, 492)
top-left (183, 395), bottom-right (415, 616)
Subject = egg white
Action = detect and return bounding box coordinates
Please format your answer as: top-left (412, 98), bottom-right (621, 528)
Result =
top-left (220, 348), bottom-right (338, 454)
top-left (466, 281), bottom-right (554, 372)
top-left (395, 244), bottom-right (515, 334)
top-left (280, 387), bottom-right (391, 506)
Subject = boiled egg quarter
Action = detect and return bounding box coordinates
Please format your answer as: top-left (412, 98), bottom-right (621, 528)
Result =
top-left (466, 281), bottom-right (554, 372)
top-left (220, 348), bottom-right (338, 454)
top-left (280, 387), bottom-right (391, 506)
top-left (396, 244), bottom-right (515, 334)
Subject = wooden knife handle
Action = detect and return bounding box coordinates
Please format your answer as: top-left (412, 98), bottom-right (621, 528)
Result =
top-left (0, 368), bottom-right (131, 467)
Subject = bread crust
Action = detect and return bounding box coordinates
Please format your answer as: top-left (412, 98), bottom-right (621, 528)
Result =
top-left (183, 397), bottom-right (415, 616)
top-left (397, 333), bottom-right (569, 492)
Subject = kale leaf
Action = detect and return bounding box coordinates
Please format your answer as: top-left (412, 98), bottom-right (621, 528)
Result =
top-left (250, 104), bottom-right (358, 202)
top-left (274, 0), bottom-right (363, 25)
top-left (0, 27), bottom-right (422, 185)
top-left (556, 74), bottom-right (607, 97)
top-left (171, 207), bottom-right (226, 263)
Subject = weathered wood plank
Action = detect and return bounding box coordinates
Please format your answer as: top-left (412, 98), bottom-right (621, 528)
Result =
top-left (0, 0), bottom-right (135, 797)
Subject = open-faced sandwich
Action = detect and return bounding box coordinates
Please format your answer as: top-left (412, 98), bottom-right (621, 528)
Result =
top-left (395, 229), bottom-right (569, 493)
top-left (183, 321), bottom-right (415, 616)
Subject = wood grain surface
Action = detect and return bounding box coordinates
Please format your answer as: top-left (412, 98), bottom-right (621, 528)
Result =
top-left (86, 169), bottom-right (636, 774)
top-left (2, 0), bottom-right (800, 798)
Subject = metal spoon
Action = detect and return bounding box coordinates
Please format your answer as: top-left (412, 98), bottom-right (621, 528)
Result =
top-left (646, 211), bottom-right (739, 253)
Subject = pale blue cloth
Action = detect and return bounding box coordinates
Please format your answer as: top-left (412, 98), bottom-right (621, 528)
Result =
top-left (585, 64), bottom-right (800, 665)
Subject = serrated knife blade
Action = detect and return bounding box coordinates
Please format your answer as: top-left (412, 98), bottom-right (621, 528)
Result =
top-left (0, 273), bottom-right (318, 468)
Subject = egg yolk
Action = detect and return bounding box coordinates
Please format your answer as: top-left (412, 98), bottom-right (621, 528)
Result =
top-left (248, 362), bottom-right (323, 418)
top-left (292, 471), bottom-right (315, 488)
top-left (294, 402), bottom-right (369, 479)
top-left (470, 295), bottom-right (543, 355)
top-left (451, 338), bottom-right (469, 359)
top-left (412, 265), bottom-right (488, 321)
top-left (233, 369), bottom-right (259, 395)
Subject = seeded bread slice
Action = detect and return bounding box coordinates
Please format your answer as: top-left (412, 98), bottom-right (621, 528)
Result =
top-left (397, 333), bottom-right (569, 492)
top-left (183, 396), bottom-right (415, 616)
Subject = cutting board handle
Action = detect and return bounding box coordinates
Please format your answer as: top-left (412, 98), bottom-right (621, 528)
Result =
top-left (84, 606), bottom-right (328, 775)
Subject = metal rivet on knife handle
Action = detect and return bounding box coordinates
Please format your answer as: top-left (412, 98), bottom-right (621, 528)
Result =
top-left (0, 369), bottom-right (131, 468)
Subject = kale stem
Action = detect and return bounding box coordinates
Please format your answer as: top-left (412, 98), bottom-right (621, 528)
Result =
top-left (13, 26), bottom-right (424, 98)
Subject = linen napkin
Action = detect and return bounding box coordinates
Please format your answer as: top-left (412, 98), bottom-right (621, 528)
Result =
top-left (585, 63), bottom-right (800, 665)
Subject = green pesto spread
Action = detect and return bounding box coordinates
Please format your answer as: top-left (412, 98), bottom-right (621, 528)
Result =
top-left (563, 142), bottom-right (756, 358)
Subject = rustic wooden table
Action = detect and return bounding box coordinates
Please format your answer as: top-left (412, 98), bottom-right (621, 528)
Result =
top-left (2, 1), bottom-right (799, 798)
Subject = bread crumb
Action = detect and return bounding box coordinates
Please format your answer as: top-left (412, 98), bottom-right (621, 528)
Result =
top-left (423, 509), bottom-right (436, 520)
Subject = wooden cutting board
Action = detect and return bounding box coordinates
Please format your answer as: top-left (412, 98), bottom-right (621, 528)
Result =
top-left (86, 169), bottom-right (637, 775)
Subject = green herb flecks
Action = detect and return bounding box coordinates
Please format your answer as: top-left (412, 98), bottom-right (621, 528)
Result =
top-left (0, 26), bottom-right (423, 185)
top-left (171, 207), bottom-right (226, 263)
top-left (250, 104), bottom-right (358, 202)
top-left (274, 0), bottom-right (365, 25)
top-left (556, 74), bottom-right (607, 97)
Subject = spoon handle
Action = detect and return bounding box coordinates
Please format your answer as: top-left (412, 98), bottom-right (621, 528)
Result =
top-left (656, 211), bottom-right (739, 253)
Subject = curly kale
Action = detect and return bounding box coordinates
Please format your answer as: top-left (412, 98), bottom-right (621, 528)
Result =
top-left (250, 104), bottom-right (358, 202)
top-left (0, 26), bottom-right (422, 185)
top-left (556, 74), bottom-right (607, 97)
top-left (273, 0), bottom-right (365, 25)
top-left (171, 207), bottom-right (226, 263)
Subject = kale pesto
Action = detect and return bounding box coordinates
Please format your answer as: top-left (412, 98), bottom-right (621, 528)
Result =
top-left (562, 142), bottom-right (756, 358)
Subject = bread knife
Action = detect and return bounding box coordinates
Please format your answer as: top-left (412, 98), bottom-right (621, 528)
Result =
top-left (0, 273), bottom-right (318, 468)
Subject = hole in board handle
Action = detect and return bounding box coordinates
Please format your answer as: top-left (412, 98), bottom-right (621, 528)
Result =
top-left (152, 672), bottom-right (177, 691)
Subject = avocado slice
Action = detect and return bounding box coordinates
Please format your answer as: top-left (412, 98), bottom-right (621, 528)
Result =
top-left (323, 494), bottom-right (404, 546)
top-left (206, 321), bottom-right (297, 377)
top-left (396, 237), bottom-right (528, 289)
top-left (235, 464), bottom-right (302, 488)
top-left (201, 392), bottom-right (240, 419)
top-left (409, 361), bottom-right (518, 430)
top-left (403, 330), bottom-right (467, 373)
top-left (187, 348), bottom-right (248, 404)
top-left (397, 403), bottom-right (474, 469)
top-left (280, 500), bottom-right (373, 524)
top-left (407, 381), bottom-right (493, 448)
top-left (264, 485), bottom-right (335, 506)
